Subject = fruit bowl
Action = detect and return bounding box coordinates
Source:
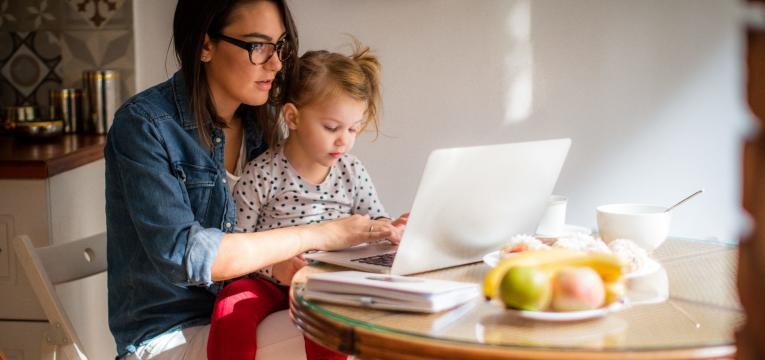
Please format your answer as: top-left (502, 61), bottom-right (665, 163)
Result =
top-left (483, 248), bottom-right (667, 320)
top-left (483, 249), bottom-right (631, 317)
top-left (503, 300), bottom-right (628, 322)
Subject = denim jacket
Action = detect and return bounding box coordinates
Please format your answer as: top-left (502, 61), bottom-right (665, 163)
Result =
top-left (105, 71), bottom-right (267, 357)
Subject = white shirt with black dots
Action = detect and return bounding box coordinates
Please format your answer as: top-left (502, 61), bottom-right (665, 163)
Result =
top-left (233, 144), bottom-right (389, 284)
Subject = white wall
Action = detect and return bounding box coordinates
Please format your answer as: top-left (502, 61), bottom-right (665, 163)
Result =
top-left (290, 0), bottom-right (750, 242)
top-left (133, 0), bottom-right (178, 92)
top-left (135, 0), bottom-right (750, 242)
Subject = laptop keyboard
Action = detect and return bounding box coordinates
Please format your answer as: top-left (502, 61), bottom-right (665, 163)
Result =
top-left (351, 252), bottom-right (396, 267)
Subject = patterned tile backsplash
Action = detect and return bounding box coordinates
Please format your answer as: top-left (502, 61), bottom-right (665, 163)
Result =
top-left (0, 0), bottom-right (134, 120)
top-left (0, 31), bottom-right (62, 110)
top-left (66, 0), bottom-right (127, 29)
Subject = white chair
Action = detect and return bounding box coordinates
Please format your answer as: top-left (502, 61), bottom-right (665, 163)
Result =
top-left (13, 233), bottom-right (106, 360)
top-left (14, 232), bottom-right (307, 360)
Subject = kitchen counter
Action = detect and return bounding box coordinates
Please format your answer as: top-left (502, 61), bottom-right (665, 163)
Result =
top-left (0, 134), bottom-right (106, 179)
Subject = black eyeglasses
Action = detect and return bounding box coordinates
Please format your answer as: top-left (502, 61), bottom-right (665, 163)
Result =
top-left (212, 33), bottom-right (290, 65)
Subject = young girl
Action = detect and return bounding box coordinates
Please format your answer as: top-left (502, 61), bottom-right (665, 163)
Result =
top-left (207, 41), bottom-right (407, 360)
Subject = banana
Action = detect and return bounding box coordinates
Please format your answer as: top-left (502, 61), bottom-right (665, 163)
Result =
top-left (542, 252), bottom-right (625, 282)
top-left (604, 279), bottom-right (626, 305)
top-left (483, 248), bottom-right (626, 300)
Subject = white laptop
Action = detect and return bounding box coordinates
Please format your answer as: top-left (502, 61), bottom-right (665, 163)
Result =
top-left (304, 138), bottom-right (571, 275)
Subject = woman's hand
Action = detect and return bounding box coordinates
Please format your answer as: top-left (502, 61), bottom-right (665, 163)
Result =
top-left (309, 214), bottom-right (402, 251)
top-left (271, 254), bottom-right (308, 285)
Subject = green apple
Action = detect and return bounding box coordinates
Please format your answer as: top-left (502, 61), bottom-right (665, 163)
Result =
top-left (499, 266), bottom-right (552, 311)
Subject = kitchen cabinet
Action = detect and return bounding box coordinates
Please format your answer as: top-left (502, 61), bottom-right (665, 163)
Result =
top-left (0, 134), bottom-right (114, 359)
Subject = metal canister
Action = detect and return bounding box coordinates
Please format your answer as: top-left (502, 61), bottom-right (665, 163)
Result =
top-left (83, 70), bottom-right (121, 134)
top-left (49, 88), bottom-right (83, 133)
top-left (7, 105), bottom-right (38, 122)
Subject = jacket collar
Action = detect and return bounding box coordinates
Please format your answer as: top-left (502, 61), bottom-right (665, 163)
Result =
top-left (170, 70), bottom-right (269, 160)
top-left (171, 71), bottom-right (197, 131)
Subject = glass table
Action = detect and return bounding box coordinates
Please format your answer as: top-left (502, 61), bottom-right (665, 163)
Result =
top-left (290, 238), bottom-right (742, 359)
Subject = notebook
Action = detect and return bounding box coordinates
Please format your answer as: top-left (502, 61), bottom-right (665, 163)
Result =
top-left (304, 138), bottom-right (571, 275)
top-left (303, 271), bottom-right (481, 313)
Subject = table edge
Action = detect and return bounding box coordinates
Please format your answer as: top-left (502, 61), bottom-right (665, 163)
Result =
top-left (289, 285), bottom-right (737, 360)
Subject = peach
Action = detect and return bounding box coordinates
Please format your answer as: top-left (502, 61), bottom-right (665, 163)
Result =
top-left (551, 266), bottom-right (606, 311)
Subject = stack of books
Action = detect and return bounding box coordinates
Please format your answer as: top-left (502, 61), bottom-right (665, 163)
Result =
top-left (303, 271), bottom-right (481, 313)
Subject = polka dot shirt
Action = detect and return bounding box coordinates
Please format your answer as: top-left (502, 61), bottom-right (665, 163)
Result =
top-left (233, 144), bottom-right (389, 283)
top-left (234, 144), bottom-right (389, 231)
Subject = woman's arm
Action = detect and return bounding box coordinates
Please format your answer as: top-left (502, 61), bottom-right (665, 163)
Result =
top-left (107, 105), bottom-right (227, 288)
top-left (211, 214), bottom-right (400, 281)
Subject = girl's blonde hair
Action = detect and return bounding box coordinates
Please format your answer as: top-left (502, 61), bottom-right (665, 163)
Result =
top-left (277, 39), bottom-right (381, 146)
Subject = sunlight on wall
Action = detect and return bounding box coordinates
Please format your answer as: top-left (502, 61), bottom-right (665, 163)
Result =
top-left (504, 0), bottom-right (533, 124)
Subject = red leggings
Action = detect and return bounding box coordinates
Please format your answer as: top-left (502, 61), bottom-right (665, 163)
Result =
top-left (207, 277), bottom-right (346, 360)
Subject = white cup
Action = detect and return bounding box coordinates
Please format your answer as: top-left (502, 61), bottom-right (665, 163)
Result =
top-left (536, 195), bottom-right (567, 237)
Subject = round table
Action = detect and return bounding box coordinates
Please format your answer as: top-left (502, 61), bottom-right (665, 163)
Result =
top-left (290, 238), bottom-right (742, 359)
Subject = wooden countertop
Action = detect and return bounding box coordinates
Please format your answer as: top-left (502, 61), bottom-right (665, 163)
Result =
top-left (0, 134), bottom-right (106, 179)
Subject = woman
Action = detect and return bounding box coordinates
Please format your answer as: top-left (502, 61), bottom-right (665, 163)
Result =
top-left (105, 1), bottom-right (401, 358)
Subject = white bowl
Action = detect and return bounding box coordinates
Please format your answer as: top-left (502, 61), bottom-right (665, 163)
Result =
top-left (596, 204), bottom-right (671, 252)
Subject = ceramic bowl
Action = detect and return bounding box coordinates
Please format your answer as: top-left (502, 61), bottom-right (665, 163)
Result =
top-left (14, 120), bottom-right (65, 139)
top-left (596, 203), bottom-right (671, 252)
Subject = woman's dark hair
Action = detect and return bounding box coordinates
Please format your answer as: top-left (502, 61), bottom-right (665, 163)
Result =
top-left (173, 0), bottom-right (299, 148)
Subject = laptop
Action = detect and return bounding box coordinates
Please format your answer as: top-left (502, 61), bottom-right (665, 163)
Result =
top-left (304, 138), bottom-right (571, 275)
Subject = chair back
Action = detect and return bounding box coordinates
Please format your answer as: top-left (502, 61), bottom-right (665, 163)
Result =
top-left (13, 232), bottom-right (107, 360)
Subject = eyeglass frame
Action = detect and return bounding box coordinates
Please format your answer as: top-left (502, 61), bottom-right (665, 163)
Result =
top-left (209, 33), bottom-right (291, 65)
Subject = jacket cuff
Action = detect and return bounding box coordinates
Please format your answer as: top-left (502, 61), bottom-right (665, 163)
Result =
top-left (184, 224), bottom-right (223, 287)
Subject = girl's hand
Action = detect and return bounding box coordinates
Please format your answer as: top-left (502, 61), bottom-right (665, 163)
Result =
top-left (311, 214), bottom-right (402, 251)
top-left (391, 212), bottom-right (410, 230)
top-left (374, 212), bottom-right (410, 245)
top-left (272, 254), bottom-right (307, 284)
